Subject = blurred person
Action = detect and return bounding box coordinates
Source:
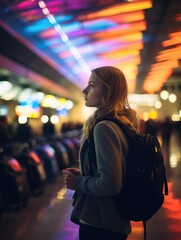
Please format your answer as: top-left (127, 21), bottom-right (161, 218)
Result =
top-left (10, 116), bottom-right (19, 140)
top-left (15, 119), bottom-right (33, 143)
top-left (139, 119), bottom-right (146, 134)
top-left (62, 66), bottom-right (139, 240)
top-left (161, 117), bottom-right (173, 178)
top-left (42, 119), bottom-right (55, 138)
top-left (145, 118), bottom-right (158, 137)
top-left (161, 116), bottom-right (172, 150)
top-left (0, 115), bottom-right (13, 146)
top-left (172, 160), bottom-right (181, 204)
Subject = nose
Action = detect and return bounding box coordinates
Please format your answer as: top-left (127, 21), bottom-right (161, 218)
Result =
top-left (82, 86), bottom-right (88, 94)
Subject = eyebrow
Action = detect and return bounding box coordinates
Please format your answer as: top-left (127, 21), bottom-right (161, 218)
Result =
top-left (88, 80), bottom-right (95, 84)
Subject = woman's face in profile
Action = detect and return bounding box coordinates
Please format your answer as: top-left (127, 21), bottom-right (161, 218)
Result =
top-left (82, 74), bottom-right (103, 108)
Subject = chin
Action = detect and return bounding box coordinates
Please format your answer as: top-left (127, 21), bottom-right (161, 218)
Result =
top-left (85, 104), bottom-right (91, 107)
top-left (85, 103), bottom-right (94, 107)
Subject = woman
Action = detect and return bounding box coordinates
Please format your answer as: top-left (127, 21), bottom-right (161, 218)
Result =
top-left (62, 66), bottom-right (139, 240)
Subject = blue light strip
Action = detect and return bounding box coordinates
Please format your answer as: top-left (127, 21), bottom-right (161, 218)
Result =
top-left (38, 0), bottom-right (91, 75)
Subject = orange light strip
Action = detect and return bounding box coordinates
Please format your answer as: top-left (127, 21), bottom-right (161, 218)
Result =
top-left (80, 10), bottom-right (145, 23)
top-left (40, 28), bottom-right (57, 38)
top-left (107, 11), bottom-right (145, 23)
top-left (97, 42), bottom-right (143, 60)
top-left (94, 31), bottom-right (143, 42)
top-left (143, 59), bottom-right (179, 93)
top-left (175, 14), bottom-right (181, 21)
top-left (120, 32), bottom-right (143, 42)
top-left (150, 59), bottom-right (178, 70)
top-left (162, 31), bottom-right (181, 47)
top-left (162, 37), bottom-right (181, 47)
top-left (161, 46), bottom-right (181, 54)
top-left (169, 31), bottom-right (181, 38)
top-left (157, 46), bottom-right (181, 56)
top-left (60, 40), bottom-right (143, 59)
top-left (146, 68), bottom-right (172, 77)
top-left (149, 29), bottom-right (181, 92)
top-left (143, 69), bottom-right (172, 93)
top-left (82, 0), bottom-right (152, 19)
top-left (117, 61), bottom-right (140, 93)
top-left (100, 49), bottom-right (140, 59)
top-left (97, 41), bottom-right (143, 53)
top-left (156, 51), bottom-right (181, 61)
top-left (110, 55), bottom-right (141, 65)
top-left (110, 61), bottom-right (140, 93)
top-left (92, 21), bottom-right (147, 39)
top-left (156, 46), bottom-right (181, 61)
top-left (127, 81), bottom-right (136, 93)
top-left (163, 183), bottom-right (181, 223)
top-left (121, 69), bottom-right (138, 78)
top-left (116, 66), bottom-right (137, 93)
top-left (145, 75), bottom-right (172, 83)
top-left (116, 62), bottom-right (140, 74)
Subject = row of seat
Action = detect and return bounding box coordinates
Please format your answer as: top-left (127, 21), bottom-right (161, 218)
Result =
top-left (0, 130), bottom-right (81, 217)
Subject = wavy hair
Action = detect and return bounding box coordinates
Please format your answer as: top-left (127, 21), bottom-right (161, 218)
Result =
top-left (82, 66), bottom-right (139, 140)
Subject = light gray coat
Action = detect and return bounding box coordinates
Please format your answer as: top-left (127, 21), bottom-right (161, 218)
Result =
top-left (71, 120), bottom-right (131, 234)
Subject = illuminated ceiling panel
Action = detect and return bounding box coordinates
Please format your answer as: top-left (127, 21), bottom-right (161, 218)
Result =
top-left (142, 1), bottom-right (181, 94)
top-left (0, 0), bottom-right (181, 96)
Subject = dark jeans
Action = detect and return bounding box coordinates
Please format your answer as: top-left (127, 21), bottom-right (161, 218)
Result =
top-left (79, 223), bottom-right (128, 240)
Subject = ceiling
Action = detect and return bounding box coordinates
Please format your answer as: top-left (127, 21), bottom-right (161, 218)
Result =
top-left (0, 0), bottom-right (181, 103)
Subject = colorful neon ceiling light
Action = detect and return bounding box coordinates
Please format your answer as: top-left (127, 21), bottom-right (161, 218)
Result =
top-left (1, 0), bottom-right (153, 92)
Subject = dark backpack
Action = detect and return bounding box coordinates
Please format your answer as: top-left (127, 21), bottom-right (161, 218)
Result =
top-left (88, 117), bottom-right (168, 240)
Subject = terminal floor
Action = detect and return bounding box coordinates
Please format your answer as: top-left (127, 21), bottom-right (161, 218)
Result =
top-left (0, 131), bottom-right (181, 240)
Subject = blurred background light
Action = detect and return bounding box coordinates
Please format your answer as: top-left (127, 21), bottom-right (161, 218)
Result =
top-left (168, 93), bottom-right (177, 103)
top-left (41, 115), bottom-right (49, 123)
top-left (18, 115), bottom-right (28, 124)
top-left (50, 115), bottom-right (59, 124)
top-left (160, 90), bottom-right (169, 100)
top-left (154, 101), bottom-right (162, 109)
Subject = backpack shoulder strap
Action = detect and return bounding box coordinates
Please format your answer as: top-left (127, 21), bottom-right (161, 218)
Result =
top-left (87, 117), bottom-right (130, 173)
top-left (95, 117), bottom-right (135, 141)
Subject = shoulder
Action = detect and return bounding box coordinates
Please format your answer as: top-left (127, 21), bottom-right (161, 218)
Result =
top-left (95, 120), bottom-right (118, 129)
top-left (95, 120), bottom-right (122, 130)
top-left (93, 120), bottom-right (128, 153)
top-left (94, 120), bottom-right (125, 139)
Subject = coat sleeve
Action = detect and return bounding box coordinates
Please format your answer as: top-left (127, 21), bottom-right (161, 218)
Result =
top-left (76, 121), bottom-right (124, 196)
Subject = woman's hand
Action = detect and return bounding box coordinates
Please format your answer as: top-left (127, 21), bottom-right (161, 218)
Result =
top-left (62, 168), bottom-right (80, 190)
top-left (66, 167), bottom-right (80, 176)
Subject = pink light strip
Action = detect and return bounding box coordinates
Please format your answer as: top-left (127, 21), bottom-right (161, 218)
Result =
top-left (0, 54), bottom-right (72, 99)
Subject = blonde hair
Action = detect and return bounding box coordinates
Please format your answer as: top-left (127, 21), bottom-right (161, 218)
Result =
top-left (82, 66), bottom-right (139, 140)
